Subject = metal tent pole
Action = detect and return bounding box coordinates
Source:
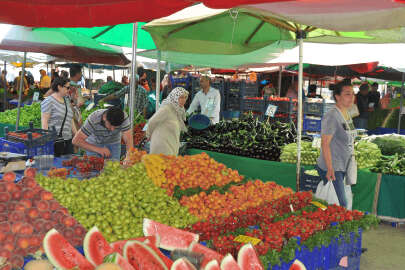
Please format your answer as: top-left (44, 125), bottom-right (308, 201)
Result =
top-left (113, 67), bottom-right (116, 81)
top-left (156, 50), bottom-right (161, 111)
top-left (2, 61), bottom-right (7, 111)
top-left (16, 52), bottom-right (27, 130)
top-left (397, 72), bottom-right (405, 134)
top-left (129, 22), bottom-right (139, 131)
top-left (296, 30), bottom-right (306, 192)
top-left (278, 65), bottom-right (283, 96)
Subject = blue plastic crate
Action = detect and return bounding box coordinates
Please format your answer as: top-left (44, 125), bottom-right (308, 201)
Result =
top-left (303, 117), bottom-right (322, 132)
top-left (300, 169), bottom-right (322, 193)
top-left (222, 111), bottom-right (240, 119)
top-left (0, 138), bottom-right (54, 158)
top-left (242, 81), bottom-right (259, 97)
top-left (242, 98), bottom-right (265, 112)
top-left (266, 100), bottom-right (292, 113)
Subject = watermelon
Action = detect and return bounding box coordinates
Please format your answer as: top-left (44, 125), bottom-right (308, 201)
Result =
top-left (205, 260), bottom-right (220, 270)
top-left (104, 252), bottom-right (135, 270)
top-left (189, 242), bottom-right (223, 268)
top-left (43, 228), bottom-right (94, 270)
top-left (171, 258), bottom-right (197, 270)
top-left (83, 226), bottom-right (114, 266)
top-left (237, 244), bottom-right (263, 270)
top-left (144, 241), bottom-right (173, 268)
top-left (143, 218), bottom-right (199, 251)
top-left (123, 240), bottom-right (168, 270)
top-left (111, 236), bottom-right (160, 255)
top-left (289, 259), bottom-right (307, 270)
top-left (220, 254), bottom-right (241, 270)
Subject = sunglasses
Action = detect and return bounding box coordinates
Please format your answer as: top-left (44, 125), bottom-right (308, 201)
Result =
top-left (63, 85), bottom-right (71, 90)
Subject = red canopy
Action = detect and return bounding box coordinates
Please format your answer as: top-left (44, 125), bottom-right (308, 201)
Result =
top-left (0, 0), bottom-right (294, 27)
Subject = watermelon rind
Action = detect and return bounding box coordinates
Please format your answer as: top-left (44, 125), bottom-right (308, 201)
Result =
top-left (189, 241), bottom-right (223, 267)
top-left (83, 226), bottom-right (113, 266)
top-left (237, 243), bottom-right (263, 270)
top-left (123, 240), bottom-right (168, 270)
top-left (110, 235), bottom-right (160, 255)
top-left (289, 259), bottom-right (307, 270)
top-left (143, 218), bottom-right (199, 251)
top-left (171, 258), bottom-right (197, 270)
top-left (103, 252), bottom-right (135, 270)
top-left (205, 260), bottom-right (220, 270)
top-left (43, 228), bottom-right (94, 270)
top-left (220, 254), bottom-right (241, 270)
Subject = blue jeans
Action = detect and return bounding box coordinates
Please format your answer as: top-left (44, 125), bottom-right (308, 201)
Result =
top-left (86, 143), bottom-right (121, 161)
top-left (353, 117), bottom-right (368, 129)
top-left (316, 165), bottom-right (347, 208)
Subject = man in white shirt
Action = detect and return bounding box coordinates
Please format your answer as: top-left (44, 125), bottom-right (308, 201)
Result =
top-left (187, 76), bottom-right (221, 124)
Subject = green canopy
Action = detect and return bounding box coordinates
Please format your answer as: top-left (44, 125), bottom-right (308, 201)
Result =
top-left (53, 23), bottom-right (155, 49)
top-left (143, 4), bottom-right (394, 56)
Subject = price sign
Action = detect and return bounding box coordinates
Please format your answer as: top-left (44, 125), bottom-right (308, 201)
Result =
top-left (312, 136), bottom-right (321, 149)
top-left (234, 235), bottom-right (261, 245)
top-left (401, 106), bottom-right (405, 115)
top-left (32, 92), bottom-right (40, 102)
top-left (265, 104), bottom-right (278, 117)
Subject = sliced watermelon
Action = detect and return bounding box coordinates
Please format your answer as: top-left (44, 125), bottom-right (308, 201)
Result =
top-left (104, 252), bottom-right (135, 270)
top-left (289, 259), bottom-right (307, 270)
top-left (205, 260), bottom-right (221, 270)
top-left (83, 226), bottom-right (114, 266)
top-left (220, 254), bottom-right (241, 270)
top-left (43, 228), bottom-right (94, 270)
top-left (143, 218), bottom-right (199, 251)
top-left (144, 240), bottom-right (173, 268)
top-left (237, 244), bottom-right (263, 270)
top-left (171, 258), bottom-right (197, 270)
top-left (110, 236), bottom-right (160, 255)
top-left (123, 240), bottom-right (168, 270)
top-left (189, 242), bottom-right (223, 268)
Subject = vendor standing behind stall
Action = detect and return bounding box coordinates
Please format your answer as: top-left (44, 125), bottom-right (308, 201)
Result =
top-left (72, 106), bottom-right (133, 161)
top-left (187, 76), bottom-right (221, 124)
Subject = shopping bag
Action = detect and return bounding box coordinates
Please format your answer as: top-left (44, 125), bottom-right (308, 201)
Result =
top-left (315, 181), bottom-right (339, 205)
top-left (345, 184), bottom-right (353, 210)
top-left (348, 104), bottom-right (360, 118)
top-left (345, 157), bottom-right (357, 185)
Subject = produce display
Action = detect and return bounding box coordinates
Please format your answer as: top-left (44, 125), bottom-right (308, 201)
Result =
top-left (371, 135), bottom-right (405, 156)
top-left (7, 131), bottom-right (43, 140)
top-left (0, 170), bottom-right (87, 269)
top-left (133, 122), bottom-right (146, 146)
top-left (183, 113), bottom-right (296, 161)
top-left (35, 161), bottom-right (197, 242)
top-left (180, 180), bottom-right (293, 220)
top-left (354, 140), bottom-right (382, 169)
top-left (62, 156), bottom-right (105, 176)
top-left (280, 142), bottom-right (319, 165)
top-left (371, 153), bottom-right (405, 176)
top-left (0, 102), bottom-right (41, 128)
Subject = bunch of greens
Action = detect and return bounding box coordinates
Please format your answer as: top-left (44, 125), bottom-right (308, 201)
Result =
top-left (355, 140), bottom-right (382, 169)
top-left (81, 102), bottom-right (105, 122)
top-left (371, 135), bottom-right (405, 156)
top-left (0, 102), bottom-right (41, 128)
top-left (280, 142), bottom-right (320, 165)
top-left (371, 153), bottom-right (405, 176)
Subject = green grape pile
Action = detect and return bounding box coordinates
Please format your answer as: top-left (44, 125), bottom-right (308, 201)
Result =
top-left (36, 162), bottom-right (197, 242)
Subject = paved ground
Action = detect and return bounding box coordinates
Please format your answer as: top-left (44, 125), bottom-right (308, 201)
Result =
top-left (360, 222), bottom-right (405, 269)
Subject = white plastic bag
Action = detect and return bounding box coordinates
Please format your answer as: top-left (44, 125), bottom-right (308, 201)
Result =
top-left (315, 181), bottom-right (339, 205)
top-left (315, 181), bottom-right (353, 210)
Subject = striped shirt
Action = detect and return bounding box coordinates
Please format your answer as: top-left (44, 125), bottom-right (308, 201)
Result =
top-left (81, 109), bottom-right (130, 145)
top-left (41, 96), bottom-right (73, 140)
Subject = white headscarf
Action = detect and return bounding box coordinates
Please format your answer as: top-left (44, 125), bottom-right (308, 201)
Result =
top-left (160, 87), bottom-right (189, 130)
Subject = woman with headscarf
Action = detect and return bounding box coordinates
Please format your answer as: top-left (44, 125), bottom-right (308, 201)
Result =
top-left (146, 87), bottom-right (189, 156)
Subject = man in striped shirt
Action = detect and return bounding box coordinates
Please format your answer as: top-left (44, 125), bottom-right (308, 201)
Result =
top-left (72, 106), bottom-right (133, 161)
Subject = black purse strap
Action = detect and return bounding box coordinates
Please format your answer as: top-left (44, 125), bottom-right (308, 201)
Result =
top-left (59, 97), bottom-right (68, 137)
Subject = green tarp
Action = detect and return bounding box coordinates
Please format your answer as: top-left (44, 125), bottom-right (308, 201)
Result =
top-left (378, 174), bottom-right (405, 219)
top-left (186, 148), bottom-right (377, 213)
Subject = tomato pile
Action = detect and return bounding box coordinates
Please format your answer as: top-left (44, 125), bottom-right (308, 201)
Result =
top-left (133, 122), bottom-right (146, 146)
top-left (180, 180), bottom-right (293, 220)
top-left (47, 168), bottom-right (69, 179)
top-left (7, 132), bottom-right (42, 140)
top-left (0, 172), bottom-right (86, 269)
top-left (62, 156), bottom-right (104, 177)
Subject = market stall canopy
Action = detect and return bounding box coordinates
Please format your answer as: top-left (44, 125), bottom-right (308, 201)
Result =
top-left (206, 0), bottom-right (405, 31)
top-left (0, 25), bottom-right (130, 65)
top-left (0, 50), bottom-right (56, 63)
top-left (286, 63), bottom-right (405, 82)
top-left (138, 39), bottom-right (295, 69)
top-left (53, 23), bottom-right (155, 49)
top-left (0, 0), bottom-right (293, 28)
top-left (242, 43), bottom-right (405, 70)
top-left (143, 4), bottom-right (399, 56)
